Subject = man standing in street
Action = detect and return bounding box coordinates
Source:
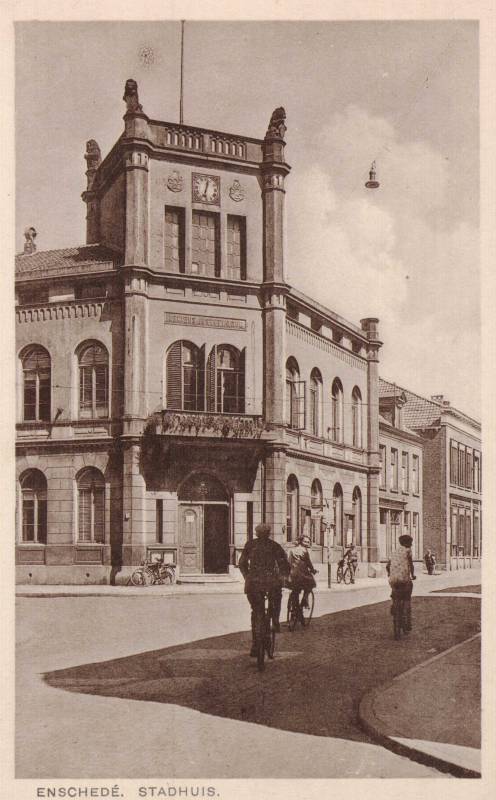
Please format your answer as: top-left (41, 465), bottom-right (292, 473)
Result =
top-left (238, 523), bottom-right (290, 656)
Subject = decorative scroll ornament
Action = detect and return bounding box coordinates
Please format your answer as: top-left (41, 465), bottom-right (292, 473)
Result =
top-left (229, 179), bottom-right (245, 202)
top-left (167, 171), bottom-right (184, 192)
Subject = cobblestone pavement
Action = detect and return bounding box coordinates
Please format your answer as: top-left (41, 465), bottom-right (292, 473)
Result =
top-left (16, 569), bottom-right (480, 779)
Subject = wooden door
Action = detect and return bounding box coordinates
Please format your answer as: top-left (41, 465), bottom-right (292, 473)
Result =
top-left (179, 505), bottom-right (202, 573)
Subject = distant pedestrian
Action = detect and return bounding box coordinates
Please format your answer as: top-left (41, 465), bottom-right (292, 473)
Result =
top-left (343, 544), bottom-right (359, 583)
top-left (386, 534), bottom-right (416, 631)
top-left (424, 549), bottom-right (436, 575)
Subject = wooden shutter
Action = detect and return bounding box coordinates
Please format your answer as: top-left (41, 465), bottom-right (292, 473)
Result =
top-left (166, 341), bottom-right (183, 410)
top-left (206, 345), bottom-right (217, 412)
top-left (239, 348), bottom-right (245, 414)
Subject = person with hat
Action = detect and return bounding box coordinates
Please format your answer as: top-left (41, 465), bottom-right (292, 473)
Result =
top-left (288, 533), bottom-right (317, 608)
top-left (238, 523), bottom-right (290, 657)
top-left (424, 549), bottom-right (436, 575)
top-left (386, 534), bottom-right (416, 631)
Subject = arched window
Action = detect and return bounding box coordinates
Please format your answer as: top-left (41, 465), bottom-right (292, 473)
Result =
top-left (286, 475), bottom-right (299, 542)
top-left (333, 483), bottom-right (343, 547)
top-left (352, 387), bottom-right (363, 448)
top-left (216, 345), bottom-right (245, 413)
top-left (310, 478), bottom-right (323, 545)
top-left (331, 379), bottom-right (344, 443)
top-left (309, 369), bottom-right (323, 437)
top-left (77, 468), bottom-right (105, 543)
top-left (20, 470), bottom-right (47, 543)
top-left (78, 341), bottom-right (109, 419)
top-left (352, 487), bottom-right (362, 547)
top-left (21, 345), bottom-right (51, 422)
top-left (286, 358), bottom-right (304, 429)
top-left (166, 341), bottom-right (205, 411)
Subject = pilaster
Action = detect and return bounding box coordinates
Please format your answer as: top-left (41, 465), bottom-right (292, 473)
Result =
top-left (361, 317), bottom-right (383, 563)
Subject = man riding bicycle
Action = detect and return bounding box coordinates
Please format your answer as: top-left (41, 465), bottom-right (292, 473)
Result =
top-left (238, 523), bottom-right (290, 657)
top-left (386, 534), bottom-right (416, 630)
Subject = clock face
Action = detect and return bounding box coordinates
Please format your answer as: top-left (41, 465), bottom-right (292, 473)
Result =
top-left (192, 173), bottom-right (220, 205)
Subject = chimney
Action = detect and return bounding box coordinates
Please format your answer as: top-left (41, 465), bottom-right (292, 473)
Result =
top-left (23, 227), bottom-right (37, 254)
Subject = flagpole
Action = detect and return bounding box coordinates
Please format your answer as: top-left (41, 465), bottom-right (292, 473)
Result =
top-left (179, 20), bottom-right (185, 124)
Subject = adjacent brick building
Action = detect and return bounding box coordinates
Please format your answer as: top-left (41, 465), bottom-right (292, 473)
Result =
top-left (15, 80), bottom-right (384, 584)
top-left (379, 380), bottom-right (481, 570)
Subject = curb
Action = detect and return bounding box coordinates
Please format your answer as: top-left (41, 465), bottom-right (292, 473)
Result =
top-left (358, 635), bottom-right (481, 779)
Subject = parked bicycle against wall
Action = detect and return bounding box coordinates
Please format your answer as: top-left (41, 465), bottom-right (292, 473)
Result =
top-left (129, 560), bottom-right (176, 586)
top-left (336, 559), bottom-right (353, 584)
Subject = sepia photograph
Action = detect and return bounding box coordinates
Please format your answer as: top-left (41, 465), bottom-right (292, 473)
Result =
top-left (4, 4), bottom-right (494, 796)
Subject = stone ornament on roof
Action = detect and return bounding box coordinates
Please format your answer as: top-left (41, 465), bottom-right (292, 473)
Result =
top-left (23, 227), bottom-right (37, 254)
top-left (265, 107), bottom-right (287, 139)
top-left (123, 79), bottom-right (143, 114)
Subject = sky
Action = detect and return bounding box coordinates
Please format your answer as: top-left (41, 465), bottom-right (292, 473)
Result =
top-left (15, 20), bottom-right (480, 419)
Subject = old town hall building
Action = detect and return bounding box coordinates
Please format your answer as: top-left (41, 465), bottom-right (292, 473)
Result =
top-left (17, 80), bottom-right (400, 583)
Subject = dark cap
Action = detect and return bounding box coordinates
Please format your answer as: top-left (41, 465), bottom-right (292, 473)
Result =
top-left (255, 523), bottom-right (271, 537)
top-left (399, 534), bottom-right (413, 547)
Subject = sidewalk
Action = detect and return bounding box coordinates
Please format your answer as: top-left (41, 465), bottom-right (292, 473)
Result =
top-left (16, 566), bottom-right (480, 598)
top-left (359, 632), bottom-right (481, 777)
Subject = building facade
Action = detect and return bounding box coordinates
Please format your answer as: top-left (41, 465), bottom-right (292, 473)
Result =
top-left (15, 81), bottom-right (383, 584)
top-left (379, 380), bottom-right (481, 570)
top-left (378, 390), bottom-right (423, 564)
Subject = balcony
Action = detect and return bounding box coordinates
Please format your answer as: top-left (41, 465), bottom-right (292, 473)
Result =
top-left (145, 410), bottom-right (272, 440)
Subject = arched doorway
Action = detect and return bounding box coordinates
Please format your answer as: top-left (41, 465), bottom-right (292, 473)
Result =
top-left (177, 472), bottom-right (230, 574)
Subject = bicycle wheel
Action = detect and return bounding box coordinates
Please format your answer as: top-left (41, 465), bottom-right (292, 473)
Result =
top-left (393, 598), bottom-right (403, 640)
top-left (301, 591), bottom-right (315, 626)
top-left (336, 566), bottom-right (343, 584)
top-left (266, 619), bottom-right (276, 659)
top-left (159, 566), bottom-right (174, 585)
top-left (287, 593), bottom-right (298, 632)
top-left (130, 568), bottom-right (146, 586)
top-left (255, 614), bottom-right (266, 671)
top-left (343, 566), bottom-right (352, 585)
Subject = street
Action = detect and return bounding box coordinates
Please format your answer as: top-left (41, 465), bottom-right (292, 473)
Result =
top-left (16, 569), bottom-right (480, 779)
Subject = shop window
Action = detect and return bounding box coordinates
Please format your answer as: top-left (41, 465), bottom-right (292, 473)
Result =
top-left (21, 345), bottom-right (51, 422)
top-left (78, 341), bottom-right (109, 419)
top-left (77, 468), bottom-right (105, 544)
top-left (226, 215), bottom-right (246, 280)
top-left (20, 469), bottom-right (47, 543)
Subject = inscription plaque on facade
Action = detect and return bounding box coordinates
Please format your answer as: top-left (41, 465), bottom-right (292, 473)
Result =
top-left (164, 312), bottom-right (246, 331)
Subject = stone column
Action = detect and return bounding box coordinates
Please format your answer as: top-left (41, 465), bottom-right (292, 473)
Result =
top-left (360, 317), bottom-right (382, 566)
top-left (264, 446), bottom-right (287, 544)
top-left (261, 107), bottom-right (291, 426)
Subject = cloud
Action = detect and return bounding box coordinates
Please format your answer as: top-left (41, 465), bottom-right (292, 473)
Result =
top-left (286, 104), bottom-right (480, 417)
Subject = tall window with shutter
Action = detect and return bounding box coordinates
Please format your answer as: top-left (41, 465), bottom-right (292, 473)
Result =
top-left (20, 469), bottom-right (47, 543)
top-left (77, 468), bottom-right (105, 543)
top-left (226, 215), bottom-right (246, 280)
top-left (164, 207), bottom-right (185, 273)
top-left (166, 341), bottom-right (205, 411)
top-left (78, 341), bottom-right (109, 419)
top-left (21, 345), bottom-right (51, 422)
top-left (191, 211), bottom-right (220, 277)
top-left (331, 379), bottom-right (343, 443)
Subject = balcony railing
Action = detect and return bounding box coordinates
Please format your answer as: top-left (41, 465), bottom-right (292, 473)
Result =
top-left (146, 410), bottom-right (270, 439)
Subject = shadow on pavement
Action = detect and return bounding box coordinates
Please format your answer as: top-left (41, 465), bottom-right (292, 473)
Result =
top-left (44, 597), bottom-right (480, 743)
top-left (432, 585), bottom-right (481, 594)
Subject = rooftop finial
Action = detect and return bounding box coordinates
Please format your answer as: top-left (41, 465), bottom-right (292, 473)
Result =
top-left (123, 79), bottom-right (143, 114)
top-left (265, 107), bottom-right (287, 139)
top-left (23, 227), bottom-right (37, 254)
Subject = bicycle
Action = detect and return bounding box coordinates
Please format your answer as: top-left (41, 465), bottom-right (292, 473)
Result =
top-left (336, 559), bottom-right (353, 584)
top-left (253, 591), bottom-right (276, 671)
top-left (129, 560), bottom-right (176, 586)
top-left (286, 588), bottom-right (315, 631)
